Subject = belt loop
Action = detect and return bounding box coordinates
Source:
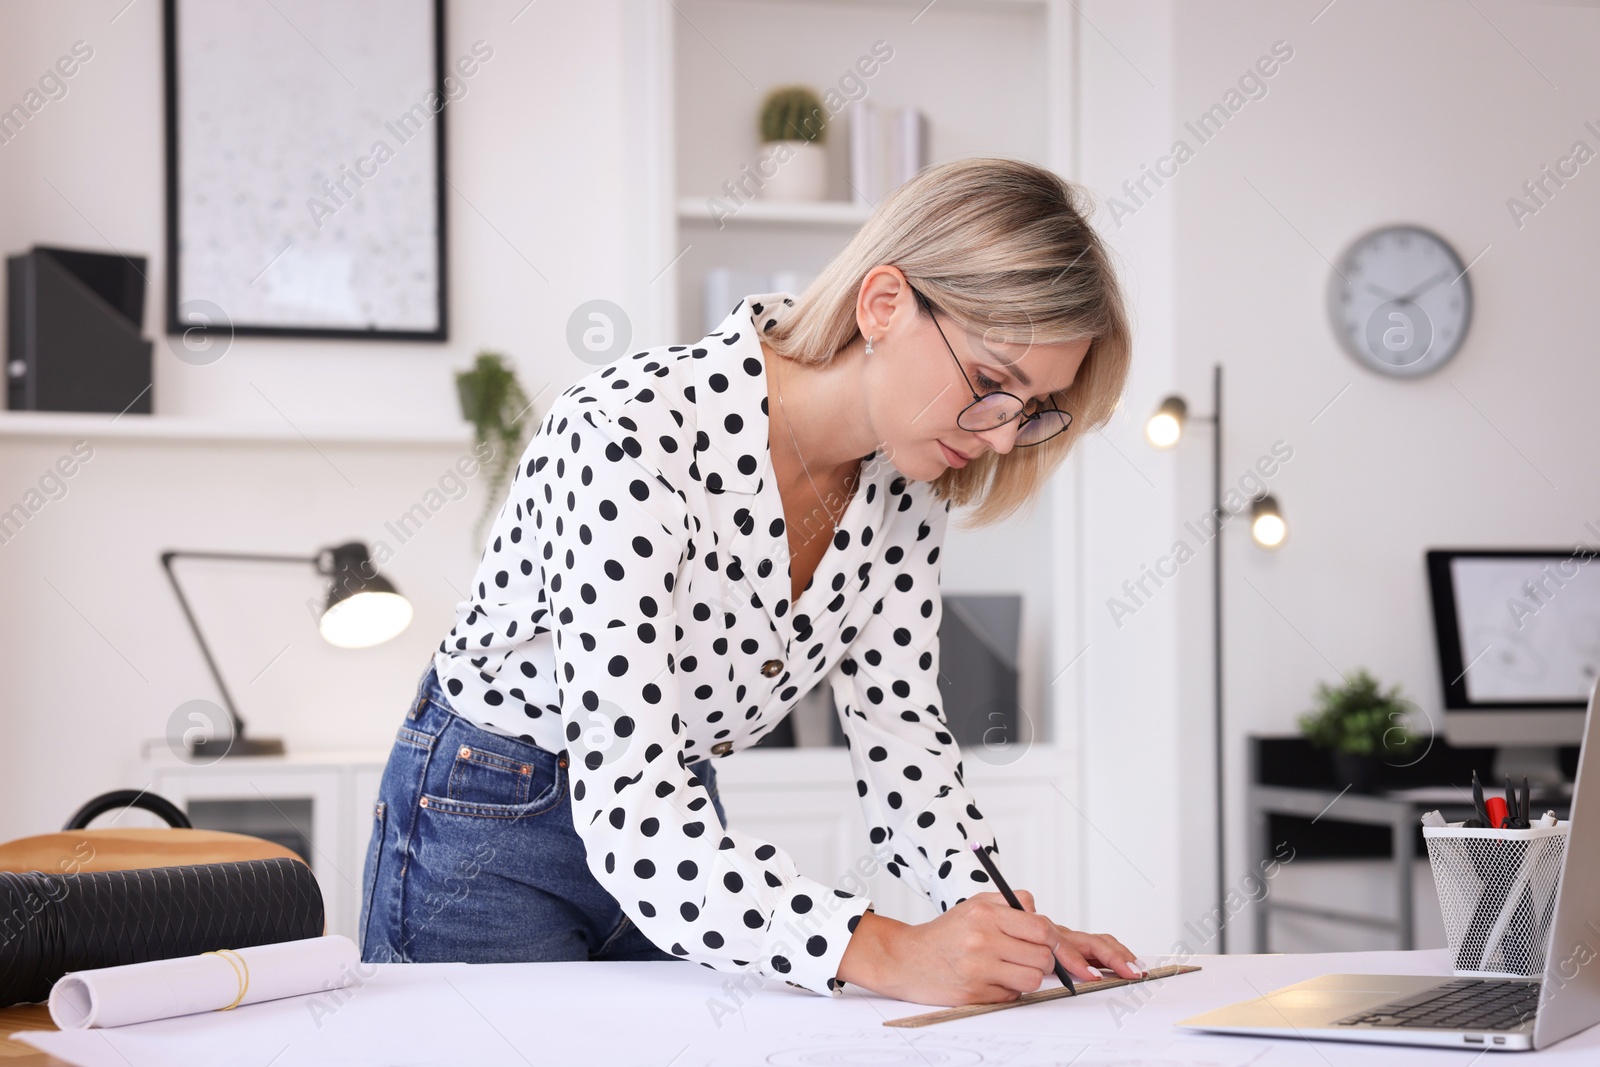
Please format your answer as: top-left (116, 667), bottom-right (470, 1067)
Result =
top-left (408, 663), bottom-right (435, 721)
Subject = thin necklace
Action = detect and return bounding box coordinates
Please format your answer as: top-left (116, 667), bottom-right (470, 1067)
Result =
top-left (773, 355), bottom-right (853, 527)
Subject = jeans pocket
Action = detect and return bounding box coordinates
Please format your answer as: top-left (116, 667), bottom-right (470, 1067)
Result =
top-left (447, 743), bottom-right (536, 806)
top-left (422, 730), bottom-right (565, 820)
top-left (359, 799), bottom-right (387, 954)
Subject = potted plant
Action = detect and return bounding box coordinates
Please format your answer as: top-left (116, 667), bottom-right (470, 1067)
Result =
top-left (455, 350), bottom-right (532, 545)
top-left (1297, 668), bottom-right (1417, 793)
top-left (757, 85), bottom-right (828, 202)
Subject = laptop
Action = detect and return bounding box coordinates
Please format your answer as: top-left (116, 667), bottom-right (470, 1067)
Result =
top-left (1179, 678), bottom-right (1600, 1052)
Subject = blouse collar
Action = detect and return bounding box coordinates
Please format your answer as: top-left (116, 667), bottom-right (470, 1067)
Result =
top-left (689, 292), bottom-right (795, 496)
top-left (691, 293), bottom-right (900, 644)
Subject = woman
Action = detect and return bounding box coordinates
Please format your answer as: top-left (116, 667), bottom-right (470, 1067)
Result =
top-left (360, 157), bottom-right (1140, 1005)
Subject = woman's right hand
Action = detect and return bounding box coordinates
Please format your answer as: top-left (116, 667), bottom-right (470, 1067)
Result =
top-left (836, 894), bottom-right (1090, 1006)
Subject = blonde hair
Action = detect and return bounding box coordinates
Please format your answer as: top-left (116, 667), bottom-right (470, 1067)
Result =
top-left (763, 157), bottom-right (1133, 527)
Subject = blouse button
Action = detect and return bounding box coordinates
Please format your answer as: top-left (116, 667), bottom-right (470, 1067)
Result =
top-left (760, 659), bottom-right (783, 678)
top-left (711, 740), bottom-right (734, 756)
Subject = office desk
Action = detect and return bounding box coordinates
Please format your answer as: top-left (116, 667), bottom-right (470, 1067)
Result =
top-left (1247, 736), bottom-right (1573, 952)
top-left (1249, 782), bottom-right (1572, 952)
top-left (12, 949), bottom-right (1600, 1064)
top-left (1249, 781), bottom-right (1442, 950)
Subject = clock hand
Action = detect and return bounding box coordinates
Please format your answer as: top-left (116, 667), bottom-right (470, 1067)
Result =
top-left (1393, 269), bottom-right (1454, 304)
top-left (1366, 282), bottom-right (1400, 301)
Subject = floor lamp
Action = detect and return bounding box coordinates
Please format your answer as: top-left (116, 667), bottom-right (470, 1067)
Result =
top-left (1145, 365), bottom-right (1287, 953)
top-left (160, 542), bottom-right (414, 758)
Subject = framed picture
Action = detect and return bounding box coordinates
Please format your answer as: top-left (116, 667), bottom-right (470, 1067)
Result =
top-left (163, 0), bottom-right (448, 341)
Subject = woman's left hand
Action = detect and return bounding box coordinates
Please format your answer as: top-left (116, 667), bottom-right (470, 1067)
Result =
top-left (971, 888), bottom-right (1147, 983)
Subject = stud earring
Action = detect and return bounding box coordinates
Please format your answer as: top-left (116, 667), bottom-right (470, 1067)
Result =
top-left (865, 335), bottom-right (874, 355)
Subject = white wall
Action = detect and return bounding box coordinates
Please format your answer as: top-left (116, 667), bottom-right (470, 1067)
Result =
top-left (0, 0), bottom-right (641, 844)
top-left (1069, 0), bottom-right (1196, 955)
top-left (1058, 0), bottom-right (1600, 960)
top-left (0, 0), bottom-right (642, 425)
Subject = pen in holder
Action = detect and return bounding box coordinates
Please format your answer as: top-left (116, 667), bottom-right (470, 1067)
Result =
top-left (1422, 820), bottom-right (1569, 977)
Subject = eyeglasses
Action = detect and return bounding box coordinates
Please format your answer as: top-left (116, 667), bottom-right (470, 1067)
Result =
top-left (909, 285), bottom-right (1073, 448)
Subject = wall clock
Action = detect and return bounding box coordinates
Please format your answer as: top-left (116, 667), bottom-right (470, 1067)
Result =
top-left (1327, 224), bottom-right (1473, 378)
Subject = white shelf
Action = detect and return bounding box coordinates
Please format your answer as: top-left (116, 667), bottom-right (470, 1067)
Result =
top-left (676, 197), bottom-right (874, 227)
top-left (137, 743), bottom-right (391, 768)
top-left (0, 410), bottom-right (474, 446)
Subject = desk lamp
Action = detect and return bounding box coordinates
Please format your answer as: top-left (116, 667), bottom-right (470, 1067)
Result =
top-left (160, 542), bottom-right (413, 758)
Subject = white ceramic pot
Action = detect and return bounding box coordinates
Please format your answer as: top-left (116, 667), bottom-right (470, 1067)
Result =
top-left (755, 140), bottom-right (827, 201)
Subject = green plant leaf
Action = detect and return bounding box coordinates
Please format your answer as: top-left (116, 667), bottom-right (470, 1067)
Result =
top-left (1297, 667), bottom-right (1417, 757)
top-left (455, 350), bottom-right (533, 546)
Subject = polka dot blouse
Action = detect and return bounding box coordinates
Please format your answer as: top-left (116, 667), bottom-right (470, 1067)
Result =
top-left (433, 293), bottom-right (997, 996)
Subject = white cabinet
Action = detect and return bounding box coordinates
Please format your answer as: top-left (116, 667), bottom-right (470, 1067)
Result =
top-left (137, 741), bottom-right (1078, 942)
top-left (623, 0), bottom-right (1077, 356)
top-left (713, 745), bottom-right (1078, 923)
top-left (139, 750), bottom-right (387, 942)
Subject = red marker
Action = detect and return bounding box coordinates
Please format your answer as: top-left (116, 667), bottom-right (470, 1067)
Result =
top-left (1485, 796), bottom-right (1509, 829)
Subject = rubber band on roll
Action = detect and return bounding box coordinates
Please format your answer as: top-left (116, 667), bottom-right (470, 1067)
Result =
top-left (203, 949), bottom-right (250, 1010)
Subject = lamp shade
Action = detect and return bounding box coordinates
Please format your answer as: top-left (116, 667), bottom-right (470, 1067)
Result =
top-left (1146, 395), bottom-right (1187, 448)
top-left (317, 542), bottom-right (413, 648)
top-left (1250, 494), bottom-right (1287, 549)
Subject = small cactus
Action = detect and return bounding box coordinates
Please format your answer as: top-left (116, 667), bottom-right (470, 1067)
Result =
top-left (759, 85), bottom-right (826, 145)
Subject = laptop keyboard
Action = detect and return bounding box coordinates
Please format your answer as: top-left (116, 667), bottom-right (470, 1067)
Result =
top-left (1336, 978), bottom-right (1542, 1031)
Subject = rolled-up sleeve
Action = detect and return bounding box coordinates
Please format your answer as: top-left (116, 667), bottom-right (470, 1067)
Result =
top-left (533, 403), bottom-right (870, 996)
top-left (827, 491), bottom-right (999, 913)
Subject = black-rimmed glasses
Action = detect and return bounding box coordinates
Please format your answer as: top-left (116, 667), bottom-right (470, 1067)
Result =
top-left (909, 285), bottom-right (1073, 447)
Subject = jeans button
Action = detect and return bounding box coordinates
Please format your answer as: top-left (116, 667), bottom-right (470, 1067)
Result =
top-left (760, 659), bottom-right (783, 678)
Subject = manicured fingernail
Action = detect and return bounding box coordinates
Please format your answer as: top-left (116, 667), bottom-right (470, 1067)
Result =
top-left (1086, 966), bottom-right (1103, 979)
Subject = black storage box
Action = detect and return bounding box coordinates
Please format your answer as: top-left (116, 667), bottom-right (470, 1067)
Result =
top-left (6, 245), bottom-right (153, 414)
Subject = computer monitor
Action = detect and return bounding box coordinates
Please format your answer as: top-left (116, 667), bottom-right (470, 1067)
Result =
top-left (936, 593), bottom-right (1028, 756)
top-left (1426, 548), bottom-right (1597, 780)
top-left (755, 592), bottom-right (1027, 753)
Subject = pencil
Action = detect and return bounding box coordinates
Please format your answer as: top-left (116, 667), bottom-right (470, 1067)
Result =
top-left (970, 840), bottom-right (1076, 995)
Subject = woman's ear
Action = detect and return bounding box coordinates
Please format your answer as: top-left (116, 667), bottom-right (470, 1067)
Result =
top-left (856, 264), bottom-right (913, 346)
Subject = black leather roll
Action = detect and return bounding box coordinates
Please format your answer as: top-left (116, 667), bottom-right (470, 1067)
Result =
top-left (0, 857), bottom-right (324, 1007)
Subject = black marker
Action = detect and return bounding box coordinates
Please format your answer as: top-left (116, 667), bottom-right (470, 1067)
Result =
top-left (971, 841), bottom-right (1076, 995)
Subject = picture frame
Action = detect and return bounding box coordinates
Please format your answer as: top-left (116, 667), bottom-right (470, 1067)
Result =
top-left (163, 0), bottom-right (448, 341)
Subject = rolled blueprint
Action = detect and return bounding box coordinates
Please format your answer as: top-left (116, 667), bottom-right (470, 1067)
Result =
top-left (49, 934), bottom-right (360, 1029)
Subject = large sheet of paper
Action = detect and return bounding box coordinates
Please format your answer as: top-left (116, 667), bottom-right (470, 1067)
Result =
top-left (15, 950), bottom-right (1600, 1065)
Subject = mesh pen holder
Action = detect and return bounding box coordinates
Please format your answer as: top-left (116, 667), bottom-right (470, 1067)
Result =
top-left (1423, 822), bottom-right (1569, 978)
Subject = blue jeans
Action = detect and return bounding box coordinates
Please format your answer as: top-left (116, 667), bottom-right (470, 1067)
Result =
top-left (359, 663), bottom-right (727, 964)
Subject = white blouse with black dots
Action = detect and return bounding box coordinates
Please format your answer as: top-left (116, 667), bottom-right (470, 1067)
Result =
top-left (433, 293), bottom-right (997, 997)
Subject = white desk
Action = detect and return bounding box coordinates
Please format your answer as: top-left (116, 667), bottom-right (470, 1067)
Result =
top-left (17, 949), bottom-right (1600, 1065)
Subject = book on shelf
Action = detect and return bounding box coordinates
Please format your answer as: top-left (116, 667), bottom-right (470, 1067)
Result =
top-left (849, 102), bottom-right (927, 207)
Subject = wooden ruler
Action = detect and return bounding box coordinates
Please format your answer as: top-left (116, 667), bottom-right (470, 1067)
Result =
top-left (883, 964), bottom-right (1202, 1028)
